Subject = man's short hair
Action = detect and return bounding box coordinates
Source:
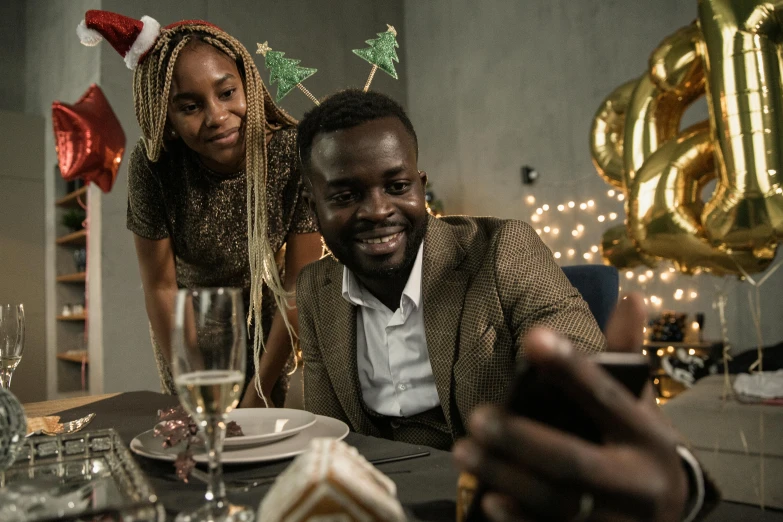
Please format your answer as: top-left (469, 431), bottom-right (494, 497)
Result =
top-left (296, 89), bottom-right (418, 175)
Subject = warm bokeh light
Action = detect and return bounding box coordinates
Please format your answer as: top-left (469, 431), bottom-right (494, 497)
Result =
top-left (625, 271), bottom-right (634, 279)
top-left (587, 200), bottom-right (595, 207)
top-left (567, 248), bottom-right (575, 256)
top-left (609, 212), bottom-right (618, 220)
top-left (554, 251), bottom-right (561, 259)
top-left (568, 201), bottom-right (575, 208)
top-left (608, 189), bottom-right (616, 197)
top-left (543, 226), bottom-right (551, 233)
top-left (590, 245), bottom-right (599, 253)
top-left (674, 289), bottom-right (684, 300)
top-left (542, 204), bottom-right (549, 211)
top-left (557, 204), bottom-right (565, 211)
top-left (597, 215), bottom-right (605, 222)
top-left (579, 202), bottom-right (587, 210)
top-left (526, 195), bottom-right (536, 205)
top-left (576, 224), bottom-right (584, 232)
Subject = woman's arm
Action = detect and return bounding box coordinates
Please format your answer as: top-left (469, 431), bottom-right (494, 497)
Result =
top-left (134, 233), bottom-right (178, 365)
top-left (240, 231), bottom-right (322, 407)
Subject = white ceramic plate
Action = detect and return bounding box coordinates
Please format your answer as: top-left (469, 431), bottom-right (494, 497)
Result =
top-left (220, 409), bottom-right (317, 448)
top-left (131, 415), bottom-right (349, 464)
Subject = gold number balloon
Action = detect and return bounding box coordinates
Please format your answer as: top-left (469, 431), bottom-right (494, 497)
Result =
top-left (591, 1), bottom-right (783, 275)
top-left (698, 0), bottom-right (783, 257)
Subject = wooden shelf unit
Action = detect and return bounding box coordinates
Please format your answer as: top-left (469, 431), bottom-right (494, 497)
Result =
top-left (56, 350), bottom-right (89, 364)
top-left (56, 229), bottom-right (87, 246)
top-left (56, 272), bottom-right (86, 283)
top-left (55, 186), bottom-right (88, 207)
top-left (56, 314), bottom-right (87, 321)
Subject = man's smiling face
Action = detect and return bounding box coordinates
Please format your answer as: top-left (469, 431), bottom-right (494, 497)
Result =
top-left (305, 116), bottom-right (428, 281)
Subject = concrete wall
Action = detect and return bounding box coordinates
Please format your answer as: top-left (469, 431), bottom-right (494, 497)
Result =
top-left (403, 0), bottom-right (783, 352)
top-left (0, 110), bottom-right (45, 402)
top-left (0, 2), bottom-right (26, 112)
top-left (24, 0), bottom-right (102, 399)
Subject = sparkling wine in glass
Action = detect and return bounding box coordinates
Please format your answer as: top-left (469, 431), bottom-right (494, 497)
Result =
top-left (0, 304), bottom-right (25, 390)
top-left (172, 288), bottom-right (252, 522)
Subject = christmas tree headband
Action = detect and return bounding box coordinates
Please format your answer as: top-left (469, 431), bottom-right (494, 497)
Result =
top-left (256, 24), bottom-right (400, 105)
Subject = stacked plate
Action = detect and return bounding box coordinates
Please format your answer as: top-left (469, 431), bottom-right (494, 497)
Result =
top-left (130, 409), bottom-right (349, 464)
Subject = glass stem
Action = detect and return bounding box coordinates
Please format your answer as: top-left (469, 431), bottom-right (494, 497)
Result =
top-left (0, 370), bottom-right (12, 389)
top-left (202, 416), bottom-right (227, 513)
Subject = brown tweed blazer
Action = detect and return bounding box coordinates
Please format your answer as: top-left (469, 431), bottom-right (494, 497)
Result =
top-left (296, 215), bottom-right (606, 440)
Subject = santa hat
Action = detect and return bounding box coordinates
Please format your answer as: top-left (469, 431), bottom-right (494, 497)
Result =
top-left (77, 10), bottom-right (220, 70)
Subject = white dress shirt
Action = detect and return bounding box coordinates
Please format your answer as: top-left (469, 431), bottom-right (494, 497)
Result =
top-left (341, 244), bottom-right (440, 417)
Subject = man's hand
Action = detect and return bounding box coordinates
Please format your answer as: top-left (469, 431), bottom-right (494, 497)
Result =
top-left (453, 294), bottom-right (689, 521)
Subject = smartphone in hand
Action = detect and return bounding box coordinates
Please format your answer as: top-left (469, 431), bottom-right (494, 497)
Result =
top-left (465, 351), bottom-right (651, 521)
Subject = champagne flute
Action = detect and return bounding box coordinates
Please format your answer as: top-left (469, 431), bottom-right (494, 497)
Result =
top-left (172, 288), bottom-right (252, 522)
top-left (0, 304), bottom-right (25, 390)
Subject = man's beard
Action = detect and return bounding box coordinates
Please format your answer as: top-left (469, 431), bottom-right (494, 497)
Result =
top-left (326, 218), bottom-right (428, 280)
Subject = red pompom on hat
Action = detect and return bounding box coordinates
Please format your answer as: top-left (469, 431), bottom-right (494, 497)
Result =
top-left (77, 10), bottom-right (220, 70)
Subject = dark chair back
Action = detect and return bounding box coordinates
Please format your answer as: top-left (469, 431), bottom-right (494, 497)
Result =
top-left (560, 265), bottom-right (619, 332)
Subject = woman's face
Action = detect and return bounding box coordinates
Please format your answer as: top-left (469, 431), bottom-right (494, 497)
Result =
top-left (167, 41), bottom-right (247, 174)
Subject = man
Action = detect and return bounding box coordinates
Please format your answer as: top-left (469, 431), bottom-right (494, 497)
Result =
top-left (296, 90), bottom-right (715, 521)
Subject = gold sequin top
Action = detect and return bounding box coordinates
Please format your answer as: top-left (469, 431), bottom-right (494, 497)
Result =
top-left (127, 127), bottom-right (317, 347)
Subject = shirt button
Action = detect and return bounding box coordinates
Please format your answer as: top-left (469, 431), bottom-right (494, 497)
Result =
top-left (390, 420), bottom-right (401, 429)
top-left (397, 383), bottom-right (406, 391)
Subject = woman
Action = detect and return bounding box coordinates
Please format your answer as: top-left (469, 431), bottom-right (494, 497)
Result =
top-left (78, 10), bottom-right (322, 407)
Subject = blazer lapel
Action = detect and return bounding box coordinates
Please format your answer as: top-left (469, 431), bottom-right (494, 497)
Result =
top-left (422, 216), bottom-right (470, 436)
top-left (314, 262), bottom-right (378, 435)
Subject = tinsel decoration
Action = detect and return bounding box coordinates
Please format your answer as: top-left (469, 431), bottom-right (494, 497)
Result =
top-left (154, 406), bottom-right (243, 481)
top-left (0, 388), bottom-right (27, 471)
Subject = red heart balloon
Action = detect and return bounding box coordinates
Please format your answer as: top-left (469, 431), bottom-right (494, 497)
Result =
top-left (52, 84), bottom-right (126, 193)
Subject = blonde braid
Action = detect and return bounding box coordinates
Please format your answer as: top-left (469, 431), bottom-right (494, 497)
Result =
top-left (131, 24), bottom-right (299, 405)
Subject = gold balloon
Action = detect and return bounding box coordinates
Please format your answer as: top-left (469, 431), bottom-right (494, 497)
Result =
top-left (591, 10), bottom-right (781, 276)
top-left (623, 23), bottom-right (704, 193)
top-left (600, 224), bottom-right (657, 270)
top-left (698, 0), bottom-right (783, 255)
top-left (590, 79), bottom-right (636, 189)
top-left (630, 121), bottom-right (772, 275)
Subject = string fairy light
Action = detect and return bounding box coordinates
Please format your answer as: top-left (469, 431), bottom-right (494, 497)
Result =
top-left (625, 271), bottom-right (634, 280)
top-left (607, 189), bottom-right (616, 197)
top-left (526, 195), bottom-right (536, 205)
top-left (557, 204), bottom-right (565, 211)
top-left (568, 201), bottom-right (575, 208)
top-left (542, 204), bottom-right (549, 211)
top-left (598, 215), bottom-right (605, 222)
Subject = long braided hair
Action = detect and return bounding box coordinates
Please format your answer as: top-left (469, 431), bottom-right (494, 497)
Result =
top-left (132, 23), bottom-right (297, 403)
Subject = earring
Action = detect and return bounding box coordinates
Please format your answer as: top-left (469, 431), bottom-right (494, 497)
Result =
top-left (169, 129), bottom-right (178, 139)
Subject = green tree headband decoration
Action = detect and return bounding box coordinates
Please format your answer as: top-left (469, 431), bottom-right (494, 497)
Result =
top-left (257, 24), bottom-right (400, 105)
top-left (353, 25), bottom-right (399, 90)
top-left (256, 41), bottom-right (319, 105)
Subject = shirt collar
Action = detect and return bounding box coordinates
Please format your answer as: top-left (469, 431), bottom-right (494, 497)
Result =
top-left (342, 242), bottom-right (424, 311)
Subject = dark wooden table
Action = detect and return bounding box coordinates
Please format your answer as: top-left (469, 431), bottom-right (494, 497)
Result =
top-left (30, 391), bottom-right (783, 521)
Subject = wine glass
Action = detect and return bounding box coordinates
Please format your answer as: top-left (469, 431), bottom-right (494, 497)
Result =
top-left (171, 288), bottom-right (252, 522)
top-left (0, 304), bottom-right (25, 390)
